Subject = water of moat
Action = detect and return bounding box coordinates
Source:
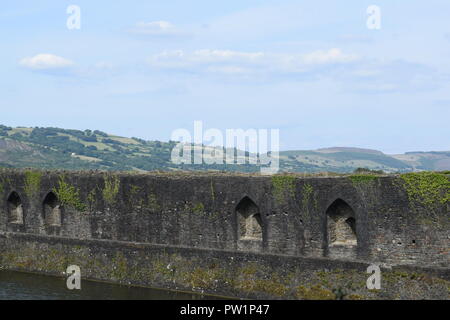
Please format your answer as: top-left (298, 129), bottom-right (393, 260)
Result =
top-left (0, 270), bottom-right (221, 300)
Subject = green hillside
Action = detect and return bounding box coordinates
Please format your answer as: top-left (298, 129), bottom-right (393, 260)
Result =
top-left (1, 125), bottom-right (449, 173)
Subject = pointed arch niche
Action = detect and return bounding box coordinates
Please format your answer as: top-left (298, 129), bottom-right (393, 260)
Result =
top-left (43, 192), bottom-right (62, 227)
top-left (325, 199), bottom-right (358, 259)
top-left (7, 191), bottom-right (24, 224)
top-left (326, 199), bottom-right (357, 246)
top-left (235, 196), bottom-right (264, 252)
top-left (236, 196), bottom-right (262, 241)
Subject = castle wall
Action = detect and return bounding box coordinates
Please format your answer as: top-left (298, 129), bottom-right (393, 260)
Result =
top-left (0, 169), bottom-right (448, 299)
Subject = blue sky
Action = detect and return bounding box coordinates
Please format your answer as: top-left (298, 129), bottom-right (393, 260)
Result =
top-left (1, 0), bottom-right (449, 153)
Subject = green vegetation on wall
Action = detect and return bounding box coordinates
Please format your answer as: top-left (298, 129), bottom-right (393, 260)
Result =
top-left (53, 176), bottom-right (87, 211)
top-left (192, 202), bottom-right (205, 215)
top-left (0, 176), bottom-right (5, 196)
top-left (124, 185), bottom-right (160, 213)
top-left (24, 170), bottom-right (42, 198)
top-left (301, 183), bottom-right (317, 217)
top-left (0, 175), bottom-right (12, 197)
top-left (87, 187), bottom-right (98, 209)
top-left (146, 193), bottom-right (160, 213)
top-left (210, 179), bottom-right (215, 202)
top-left (103, 174), bottom-right (120, 205)
top-left (129, 185), bottom-right (141, 199)
top-left (349, 174), bottom-right (378, 186)
top-left (272, 175), bottom-right (296, 205)
top-left (399, 172), bottom-right (450, 209)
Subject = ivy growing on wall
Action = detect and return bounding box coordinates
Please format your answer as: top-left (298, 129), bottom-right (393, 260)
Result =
top-left (24, 170), bottom-right (42, 199)
top-left (53, 176), bottom-right (87, 211)
top-left (102, 174), bottom-right (120, 206)
top-left (210, 178), bottom-right (215, 202)
top-left (399, 172), bottom-right (450, 208)
top-left (349, 174), bottom-right (378, 186)
top-left (301, 183), bottom-right (317, 219)
top-left (271, 175), bottom-right (296, 206)
top-left (397, 172), bottom-right (449, 228)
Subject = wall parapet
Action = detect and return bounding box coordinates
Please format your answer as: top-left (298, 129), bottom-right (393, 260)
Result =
top-left (0, 169), bottom-right (448, 266)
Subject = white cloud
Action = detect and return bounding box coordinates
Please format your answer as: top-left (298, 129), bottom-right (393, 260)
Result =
top-left (343, 60), bottom-right (441, 93)
top-left (129, 21), bottom-right (185, 37)
top-left (147, 48), bottom-right (358, 76)
top-left (303, 48), bottom-right (358, 65)
top-left (19, 54), bottom-right (74, 70)
top-left (191, 49), bottom-right (264, 63)
top-left (338, 34), bottom-right (373, 43)
top-left (206, 66), bottom-right (249, 75)
top-left (147, 49), bottom-right (268, 76)
top-left (146, 48), bottom-right (440, 93)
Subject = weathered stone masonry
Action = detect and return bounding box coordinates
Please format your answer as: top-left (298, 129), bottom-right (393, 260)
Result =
top-left (0, 169), bottom-right (448, 299)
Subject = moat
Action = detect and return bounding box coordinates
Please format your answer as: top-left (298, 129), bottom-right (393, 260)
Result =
top-left (0, 270), bottom-right (217, 300)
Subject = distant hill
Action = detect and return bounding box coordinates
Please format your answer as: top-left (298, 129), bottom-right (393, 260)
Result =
top-left (315, 147), bottom-right (385, 155)
top-left (391, 151), bottom-right (450, 171)
top-left (0, 125), bottom-right (449, 173)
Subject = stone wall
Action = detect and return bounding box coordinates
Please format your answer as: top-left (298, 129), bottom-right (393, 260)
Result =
top-left (0, 169), bottom-right (448, 299)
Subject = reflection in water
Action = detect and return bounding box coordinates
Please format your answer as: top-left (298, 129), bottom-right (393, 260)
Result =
top-left (0, 271), bottom-right (220, 300)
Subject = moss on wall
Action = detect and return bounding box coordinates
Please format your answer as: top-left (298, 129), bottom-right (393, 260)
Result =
top-left (185, 267), bottom-right (225, 290)
top-left (296, 284), bottom-right (336, 300)
top-left (111, 252), bottom-right (128, 281)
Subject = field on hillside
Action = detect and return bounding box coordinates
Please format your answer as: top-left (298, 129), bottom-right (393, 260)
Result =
top-left (1, 125), bottom-right (449, 173)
